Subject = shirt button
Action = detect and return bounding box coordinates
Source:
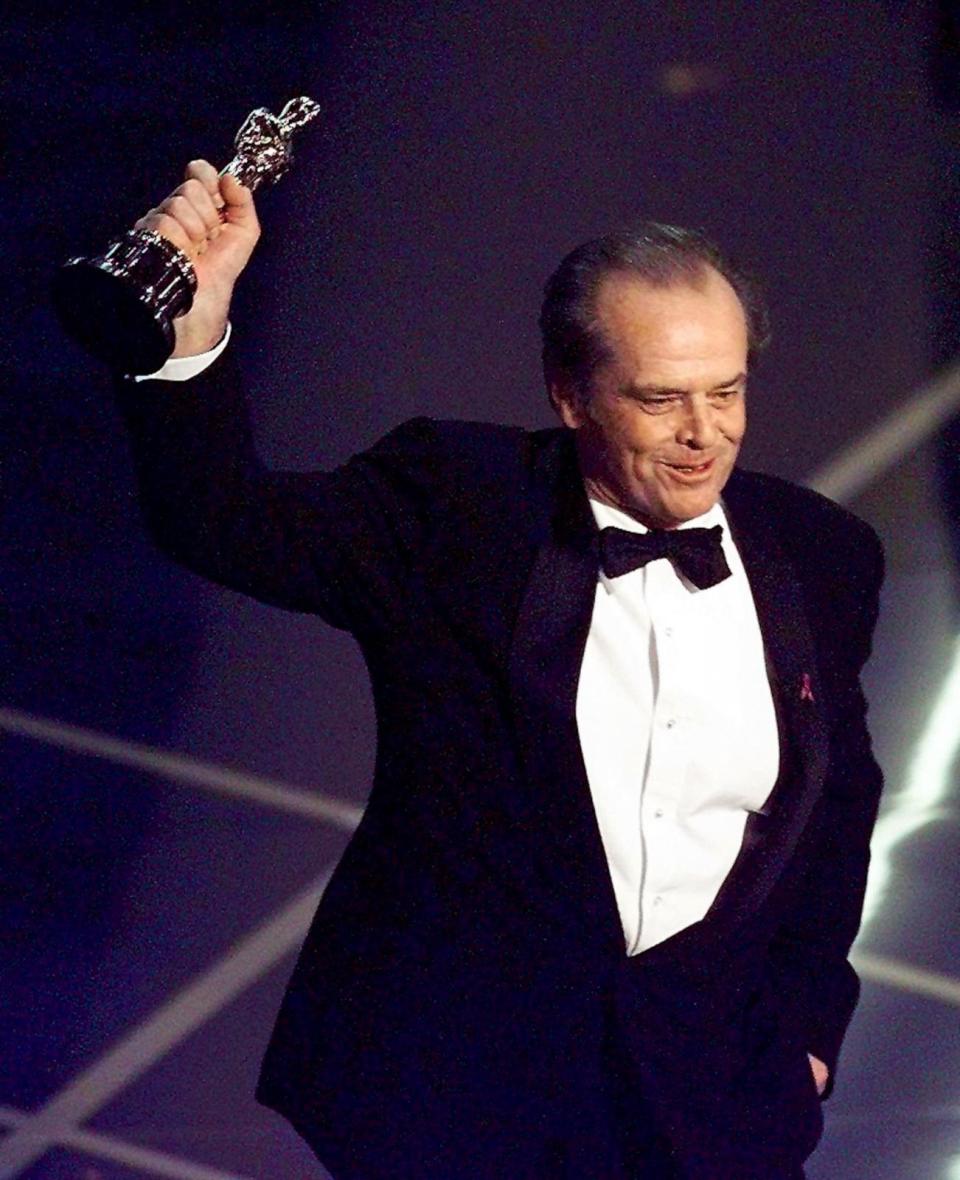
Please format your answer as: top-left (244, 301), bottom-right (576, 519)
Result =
top-left (653, 896), bottom-right (663, 907)
top-left (664, 626), bottom-right (673, 637)
top-left (654, 808), bottom-right (664, 819)
top-left (666, 719), bottom-right (676, 730)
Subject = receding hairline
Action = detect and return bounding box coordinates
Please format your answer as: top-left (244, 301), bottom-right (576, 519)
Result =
top-left (592, 258), bottom-right (744, 306)
top-left (586, 263), bottom-right (749, 358)
top-left (539, 221), bottom-right (771, 404)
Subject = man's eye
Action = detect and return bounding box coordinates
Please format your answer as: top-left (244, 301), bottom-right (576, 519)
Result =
top-left (640, 397), bottom-right (675, 411)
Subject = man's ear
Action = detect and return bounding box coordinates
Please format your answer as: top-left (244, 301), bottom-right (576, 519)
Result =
top-left (548, 378), bottom-right (586, 430)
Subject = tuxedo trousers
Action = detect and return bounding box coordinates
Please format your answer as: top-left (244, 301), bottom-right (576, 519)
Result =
top-left (288, 977), bottom-right (682, 1180)
top-left (287, 1046), bottom-right (804, 1179)
top-left (291, 1040), bottom-right (682, 1180)
top-left (285, 944), bottom-right (814, 1179)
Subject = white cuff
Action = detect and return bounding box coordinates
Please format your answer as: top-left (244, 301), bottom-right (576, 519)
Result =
top-left (132, 322), bottom-right (232, 382)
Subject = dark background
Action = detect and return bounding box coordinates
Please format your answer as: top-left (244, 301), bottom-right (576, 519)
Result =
top-left (2, 3), bottom-right (959, 1178)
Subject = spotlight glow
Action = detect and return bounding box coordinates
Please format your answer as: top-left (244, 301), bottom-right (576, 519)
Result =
top-left (858, 631), bottom-right (960, 936)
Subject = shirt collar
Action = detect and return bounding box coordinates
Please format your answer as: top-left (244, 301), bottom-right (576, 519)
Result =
top-left (587, 496), bottom-right (727, 535)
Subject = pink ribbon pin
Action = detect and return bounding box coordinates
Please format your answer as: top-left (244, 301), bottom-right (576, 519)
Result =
top-left (800, 673), bottom-right (815, 702)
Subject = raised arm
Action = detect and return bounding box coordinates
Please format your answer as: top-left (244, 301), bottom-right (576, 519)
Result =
top-left (115, 162), bottom-right (436, 634)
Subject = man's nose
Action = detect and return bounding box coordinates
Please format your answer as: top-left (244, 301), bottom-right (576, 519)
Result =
top-left (677, 398), bottom-right (718, 449)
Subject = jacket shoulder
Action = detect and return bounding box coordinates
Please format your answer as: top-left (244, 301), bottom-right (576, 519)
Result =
top-left (371, 416), bottom-right (543, 463)
top-left (355, 416), bottom-right (558, 500)
top-left (727, 467), bottom-right (884, 574)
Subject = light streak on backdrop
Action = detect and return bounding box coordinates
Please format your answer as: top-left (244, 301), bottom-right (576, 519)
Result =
top-left (857, 631), bottom-right (960, 937)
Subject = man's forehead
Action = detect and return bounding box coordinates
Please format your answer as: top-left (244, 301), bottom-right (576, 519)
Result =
top-left (592, 268), bottom-right (748, 361)
top-left (594, 265), bottom-right (741, 318)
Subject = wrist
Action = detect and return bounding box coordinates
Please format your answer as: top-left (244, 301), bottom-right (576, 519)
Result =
top-left (172, 313), bottom-right (229, 358)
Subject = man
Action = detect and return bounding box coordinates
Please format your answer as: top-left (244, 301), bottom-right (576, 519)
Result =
top-left (116, 162), bottom-right (884, 1179)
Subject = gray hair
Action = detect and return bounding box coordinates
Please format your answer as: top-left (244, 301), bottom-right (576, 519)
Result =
top-left (540, 223), bottom-right (770, 402)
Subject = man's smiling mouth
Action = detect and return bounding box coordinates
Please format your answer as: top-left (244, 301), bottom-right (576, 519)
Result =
top-left (662, 459), bottom-right (715, 477)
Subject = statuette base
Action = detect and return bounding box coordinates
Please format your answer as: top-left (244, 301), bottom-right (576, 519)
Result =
top-left (53, 229), bottom-right (198, 374)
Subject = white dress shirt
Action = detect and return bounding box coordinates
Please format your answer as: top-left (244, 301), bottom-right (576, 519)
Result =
top-left (579, 499), bottom-right (779, 955)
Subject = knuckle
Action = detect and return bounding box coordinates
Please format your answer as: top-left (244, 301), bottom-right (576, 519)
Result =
top-left (185, 158), bottom-right (214, 179)
top-left (164, 196), bottom-right (203, 231)
top-left (145, 214), bottom-right (188, 251)
top-left (184, 179), bottom-right (219, 219)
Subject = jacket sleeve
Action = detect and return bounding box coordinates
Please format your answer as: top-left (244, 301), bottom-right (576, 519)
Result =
top-left (766, 523), bottom-right (885, 1095)
top-left (115, 346), bottom-right (439, 636)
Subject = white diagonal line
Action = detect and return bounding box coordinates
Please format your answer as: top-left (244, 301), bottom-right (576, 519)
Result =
top-left (0, 707), bottom-right (362, 830)
top-left (806, 355), bottom-right (960, 502)
top-left (0, 872), bottom-right (330, 1178)
top-left (804, 368), bottom-right (960, 984)
top-left (0, 1105), bottom-right (254, 1180)
top-left (852, 950), bottom-right (960, 1008)
top-left (6, 950), bottom-right (960, 1178)
top-left (856, 630), bottom-right (960, 936)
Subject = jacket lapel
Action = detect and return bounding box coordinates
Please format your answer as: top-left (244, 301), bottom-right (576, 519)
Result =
top-left (506, 432), bottom-right (625, 954)
top-left (706, 470), bottom-right (830, 925)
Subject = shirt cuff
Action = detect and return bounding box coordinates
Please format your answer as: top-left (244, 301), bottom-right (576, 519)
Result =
top-left (132, 322), bottom-right (232, 382)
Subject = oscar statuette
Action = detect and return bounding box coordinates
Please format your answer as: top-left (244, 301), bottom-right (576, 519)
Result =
top-left (53, 96), bottom-right (320, 374)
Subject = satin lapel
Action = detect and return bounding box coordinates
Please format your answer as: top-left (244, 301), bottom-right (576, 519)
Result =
top-left (506, 434), bottom-right (624, 954)
top-left (707, 470), bottom-right (830, 926)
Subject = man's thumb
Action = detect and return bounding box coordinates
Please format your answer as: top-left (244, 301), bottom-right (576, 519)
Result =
top-left (220, 171), bottom-right (259, 230)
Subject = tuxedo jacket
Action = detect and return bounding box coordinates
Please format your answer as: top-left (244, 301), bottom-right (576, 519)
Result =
top-left (119, 351), bottom-right (884, 1180)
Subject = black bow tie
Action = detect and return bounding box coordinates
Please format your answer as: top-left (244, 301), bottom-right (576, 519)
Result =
top-left (598, 524), bottom-right (731, 589)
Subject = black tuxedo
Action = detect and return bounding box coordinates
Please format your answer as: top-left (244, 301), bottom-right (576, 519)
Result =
top-left (119, 350), bottom-right (884, 1180)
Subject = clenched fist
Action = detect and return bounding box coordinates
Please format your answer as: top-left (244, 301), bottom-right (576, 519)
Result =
top-left (135, 159), bottom-right (261, 357)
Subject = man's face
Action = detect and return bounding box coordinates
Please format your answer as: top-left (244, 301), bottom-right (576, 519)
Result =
top-left (554, 268), bottom-right (748, 529)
